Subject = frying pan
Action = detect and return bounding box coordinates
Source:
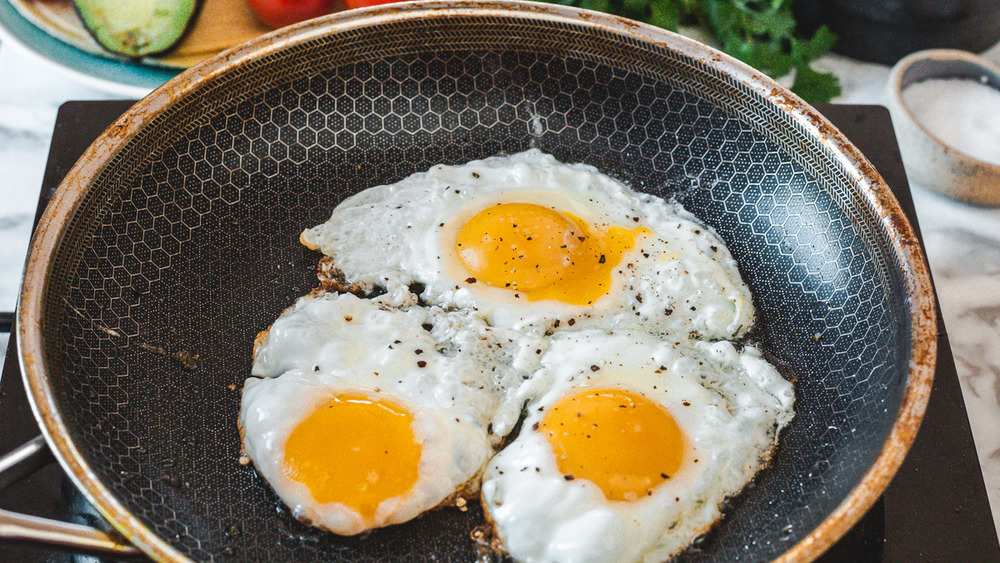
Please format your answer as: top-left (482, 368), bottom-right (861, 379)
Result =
top-left (7, 1), bottom-right (936, 561)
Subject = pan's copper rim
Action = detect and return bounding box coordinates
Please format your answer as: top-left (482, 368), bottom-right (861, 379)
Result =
top-left (16, 2), bottom-right (938, 562)
top-left (15, 103), bottom-right (189, 562)
top-left (768, 91), bottom-right (939, 563)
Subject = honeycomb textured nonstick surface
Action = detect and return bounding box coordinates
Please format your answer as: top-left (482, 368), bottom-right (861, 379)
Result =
top-left (42, 12), bottom-right (909, 562)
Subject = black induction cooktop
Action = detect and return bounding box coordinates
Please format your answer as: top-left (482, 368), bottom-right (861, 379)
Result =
top-left (0, 101), bottom-right (997, 562)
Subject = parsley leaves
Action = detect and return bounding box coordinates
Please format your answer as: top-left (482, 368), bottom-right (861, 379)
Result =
top-left (545, 0), bottom-right (842, 103)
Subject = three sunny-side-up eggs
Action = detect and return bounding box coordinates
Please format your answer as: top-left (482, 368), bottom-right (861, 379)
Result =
top-left (238, 150), bottom-right (795, 562)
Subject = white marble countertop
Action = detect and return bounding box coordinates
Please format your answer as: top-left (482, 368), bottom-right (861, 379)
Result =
top-left (1, 26), bottom-right (999, 547)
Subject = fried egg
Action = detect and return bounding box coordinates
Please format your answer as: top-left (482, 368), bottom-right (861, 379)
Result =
top-left (240, 292), bottom-right (545, 534)
top-left (244, 152), bottom-right (794, 555)
top-left (300, 150), bottom-right (753, 340)
top-left (480, 330), bottom-right (795, 562)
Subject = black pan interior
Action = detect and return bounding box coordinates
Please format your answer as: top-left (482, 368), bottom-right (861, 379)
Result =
top-left (41, 11), bottom-right (910, 562)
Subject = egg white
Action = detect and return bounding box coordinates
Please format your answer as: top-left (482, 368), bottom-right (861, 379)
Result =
top-left (480, 330), bottom-right (795, 563)
top-left (251, 291), bottom-right (547, 440)
top-left (300, 150), bottom-right (754, 340)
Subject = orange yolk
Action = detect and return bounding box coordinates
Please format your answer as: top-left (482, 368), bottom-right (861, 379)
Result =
top-left (282, 393), bottom-right (420, 521)
top-left (539, 388), bottom-right (685, 502)
top-left (454, 202), bottom-right (646, 305)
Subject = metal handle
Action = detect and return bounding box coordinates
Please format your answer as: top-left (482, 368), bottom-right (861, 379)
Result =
top-left (0, 436), bottom-right (52, 490)
top-left (0, 436), bottom-right (143, 558)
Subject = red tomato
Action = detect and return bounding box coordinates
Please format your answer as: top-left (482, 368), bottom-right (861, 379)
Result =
top-left (344, 0), bottom-right (403, 9)
top-left (245, 0), bottom-right (338, 29)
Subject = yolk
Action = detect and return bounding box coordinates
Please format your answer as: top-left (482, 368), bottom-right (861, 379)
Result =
top-left (454, 202), bottom-right (646, 305)
top-left (282, 393), bottom-right (420, 521)
top-left (539, 387), bottom-right (685, 502)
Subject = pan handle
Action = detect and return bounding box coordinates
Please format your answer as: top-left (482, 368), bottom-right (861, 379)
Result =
top-left (0, 436), bottom-right (143, 558)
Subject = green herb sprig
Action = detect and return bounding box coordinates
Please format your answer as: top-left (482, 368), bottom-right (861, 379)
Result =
top-left (547, 0), bottom-right (841, 103)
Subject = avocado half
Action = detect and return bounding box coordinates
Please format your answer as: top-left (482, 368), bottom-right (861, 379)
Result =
top-left (73, 0), bottom-right (202, 59)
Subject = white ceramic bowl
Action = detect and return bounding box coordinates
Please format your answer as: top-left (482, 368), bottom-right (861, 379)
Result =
top-left (887, 48), bottom-right (1000, 206)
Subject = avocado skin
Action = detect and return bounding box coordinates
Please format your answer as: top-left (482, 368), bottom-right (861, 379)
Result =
top-left (73, 0), bottom-right (203, 59)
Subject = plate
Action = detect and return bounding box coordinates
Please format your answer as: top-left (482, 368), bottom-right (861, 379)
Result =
top-left (0, 0), bottom-right (270, 95)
